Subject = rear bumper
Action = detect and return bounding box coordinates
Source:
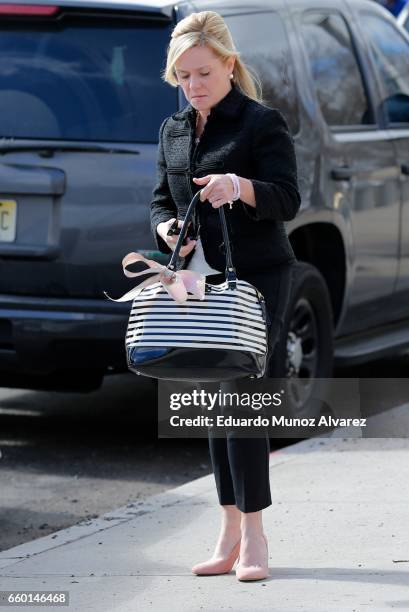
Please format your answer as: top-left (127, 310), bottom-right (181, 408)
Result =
top-left (0, 295), bottom-right (129, 379)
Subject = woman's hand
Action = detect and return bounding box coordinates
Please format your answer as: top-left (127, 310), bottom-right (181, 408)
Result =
top-left (192, 174), bottom-right (235, 208)
top-left (156, 218), bottom-right (197, 258)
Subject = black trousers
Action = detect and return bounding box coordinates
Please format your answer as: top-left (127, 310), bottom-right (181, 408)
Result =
top-left (204, 262), bottom-right (295, 513)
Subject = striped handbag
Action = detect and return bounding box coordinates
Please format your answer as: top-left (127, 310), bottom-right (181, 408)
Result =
top-left (104, 190), bottom-right (268, 382)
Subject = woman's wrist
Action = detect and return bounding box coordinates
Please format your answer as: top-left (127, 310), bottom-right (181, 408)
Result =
top-left (226, 173), bottom-right (241, 201)
top-left (156, 219), bottom-right (173, 242)
top-left (236, 176), bottom-right (256, 208)
top-left (156, 221), bottom-right (166, 239)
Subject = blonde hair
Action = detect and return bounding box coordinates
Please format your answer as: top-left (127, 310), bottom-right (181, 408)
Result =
top-left (162, 11), bottom-right (262, 102)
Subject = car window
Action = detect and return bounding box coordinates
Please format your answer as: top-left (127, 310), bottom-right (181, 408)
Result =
top-left (0, 13), bottom-right (175, 143)
top-left (360, 12), bottom-right (409, 126)
top-left (225, 11), bottom-right (300, 135)
top-left (300, 11), bottom-right (374, 127)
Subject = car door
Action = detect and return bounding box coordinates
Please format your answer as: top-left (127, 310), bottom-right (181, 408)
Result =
top-left (297, 6), bottom-right (401, 333)
top-left (357, 8), bottom-right (409, 322)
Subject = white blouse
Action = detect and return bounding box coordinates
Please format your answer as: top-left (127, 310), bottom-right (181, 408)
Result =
top-left (185, 234), bottom-right (220, 275)
top-left (187, 129), bottom-right (221, 276)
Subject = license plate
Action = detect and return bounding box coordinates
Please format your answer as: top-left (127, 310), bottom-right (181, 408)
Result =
top-left (0, 200), bottom-right (17, 242)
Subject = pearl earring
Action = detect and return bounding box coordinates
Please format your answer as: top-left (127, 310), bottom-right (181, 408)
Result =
top-left (229, 74), bottom-right (233, 79)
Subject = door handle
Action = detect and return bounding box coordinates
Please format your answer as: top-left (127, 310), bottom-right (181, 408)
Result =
top-left (401, 164), bottom-right (409, 176)
top-left (330, 166), bottom-right (352, 181)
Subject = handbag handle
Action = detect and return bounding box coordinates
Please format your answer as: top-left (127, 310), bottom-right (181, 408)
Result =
top-left (167, 189), bottom-right (237, 289)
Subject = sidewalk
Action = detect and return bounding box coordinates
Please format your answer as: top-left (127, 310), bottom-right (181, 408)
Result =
top-left (1, 405), bottom-right (408, 612)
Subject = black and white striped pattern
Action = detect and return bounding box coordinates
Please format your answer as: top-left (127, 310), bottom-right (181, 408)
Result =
top-left (125, 279), bottom-right (268, 356)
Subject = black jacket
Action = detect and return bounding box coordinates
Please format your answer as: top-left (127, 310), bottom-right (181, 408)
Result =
top-left (150, 83), bottom-right (301, 275)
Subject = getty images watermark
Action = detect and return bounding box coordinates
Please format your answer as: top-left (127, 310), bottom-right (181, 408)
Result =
top-left (157, 378), bottom-right (409, 438)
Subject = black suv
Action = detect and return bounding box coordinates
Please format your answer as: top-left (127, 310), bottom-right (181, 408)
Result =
top-left (1, 0), bottom-right (409, 391)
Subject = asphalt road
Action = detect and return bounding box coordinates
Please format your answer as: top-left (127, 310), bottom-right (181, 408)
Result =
top-left (1, 355), bottom-right (409, 552)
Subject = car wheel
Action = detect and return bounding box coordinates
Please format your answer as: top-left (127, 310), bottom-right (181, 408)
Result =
top-left (268, 261), bottom-right (334, 419)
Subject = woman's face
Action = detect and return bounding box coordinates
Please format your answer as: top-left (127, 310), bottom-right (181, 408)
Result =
top-left (174, 44), bottom-right (235, 112)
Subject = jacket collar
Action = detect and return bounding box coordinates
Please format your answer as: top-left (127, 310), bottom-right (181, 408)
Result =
top-left (172, 83), bottom-right (248, 123)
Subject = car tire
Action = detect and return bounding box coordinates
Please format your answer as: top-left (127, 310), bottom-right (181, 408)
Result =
top-left (268, 261), bottom-right (334, 419)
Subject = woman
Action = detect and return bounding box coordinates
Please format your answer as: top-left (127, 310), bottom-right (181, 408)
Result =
top-left (150, 11), bottom-right (301, 581)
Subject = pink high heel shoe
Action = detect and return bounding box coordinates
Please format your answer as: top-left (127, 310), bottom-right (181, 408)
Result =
top-left (191, 539), bottom-right (241, 575)
top-left (235, 533), bottom-right (269, 581)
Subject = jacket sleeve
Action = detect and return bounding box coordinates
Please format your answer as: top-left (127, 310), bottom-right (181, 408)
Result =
top-left (150, 117), bottom-right (177, 254)
top-left (242, 107), bottom-right (301, 222)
